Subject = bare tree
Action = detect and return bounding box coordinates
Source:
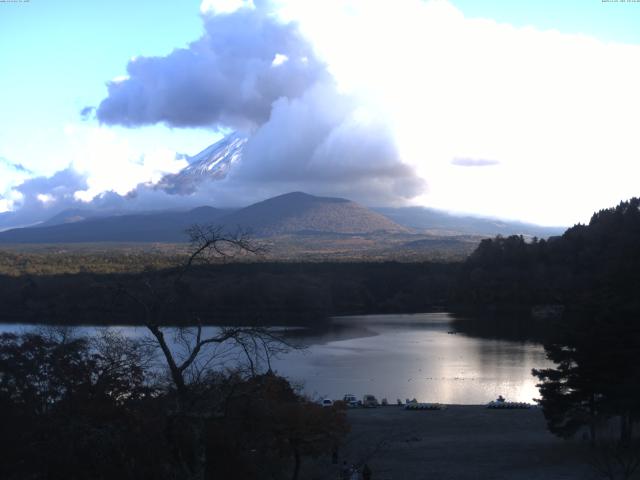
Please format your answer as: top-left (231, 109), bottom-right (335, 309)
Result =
top-left (115, 225), bottom-right (305, 480)
top-left (118, 225), bottom-right (295, 397)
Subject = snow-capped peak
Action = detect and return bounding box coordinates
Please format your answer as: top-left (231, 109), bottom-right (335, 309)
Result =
top-left (158, 132), bottom-right (248, 194)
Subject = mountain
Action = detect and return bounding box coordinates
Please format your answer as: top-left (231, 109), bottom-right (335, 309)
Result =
top-left (220, 192), bottom-right (409, 236)
top-left (38, 208), bottom-right (136, 227)
top-left (157, 131), bottom-right (564, 238)
top-left (0, 133), bottom-right (247, 233)
top-left (0, 193), bottom-right (407, 243)
top-left (158, 132), bottom-right (247, 194)
top-left (375, 206), bottom-right (564, 238)
top-left (0, 134), bottom-right (245, 232)
top-left (0, 207), bottom-right (228, 243)
top-left (40, 209), bottom-right (98, 226)
top-left (0, 191), bottom-right (563, 245)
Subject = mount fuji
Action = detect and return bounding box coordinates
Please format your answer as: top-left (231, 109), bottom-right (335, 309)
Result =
top-left (0, 132), bottom-right (565, 241)
top-left (158, 132), bottom-right (248, 194)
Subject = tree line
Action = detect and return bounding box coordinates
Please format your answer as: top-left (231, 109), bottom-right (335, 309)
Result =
top-left (458, 198), bottom-right (640, 462)
top-left (455, 197), bottom-right (640, 312)
top-left (0, 260), bottom-right (458, 325)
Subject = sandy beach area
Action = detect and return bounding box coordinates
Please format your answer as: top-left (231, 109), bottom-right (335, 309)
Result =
top-left (307, 405), bottom-right (594, 480)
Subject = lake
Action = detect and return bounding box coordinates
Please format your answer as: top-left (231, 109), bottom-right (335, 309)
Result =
top-left (0, 312), bottom-right (551, 405)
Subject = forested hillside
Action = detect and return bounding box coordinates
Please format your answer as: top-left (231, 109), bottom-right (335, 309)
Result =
top-left (455, 198), bottom-right (640, 313)
top-left (0, 261), bottom-right (457, 325)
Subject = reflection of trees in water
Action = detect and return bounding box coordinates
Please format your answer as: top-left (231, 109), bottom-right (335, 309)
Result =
top-left (280, 320), bottom-right (377, 347)
top-left (429, 312), bottom-right (551, 402)
top-left (451, 311), bottom-right (556, 343)
top-left (283, 313), bottom-right (454, 346)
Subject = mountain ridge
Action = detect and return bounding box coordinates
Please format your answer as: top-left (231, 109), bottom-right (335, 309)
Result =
top-left (220, 192), bottom-right (408, 236)
top-left (375, 206), bottom-right (564, 238)
top-left (0, 191), bottom-right (564, 245)
top-left (0, 207), bottom-right (227, 243)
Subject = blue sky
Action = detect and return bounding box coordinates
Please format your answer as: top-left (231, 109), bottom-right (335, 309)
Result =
top-left (1, 0), bottom-right (640, 225)
top-left (0, 0), bottom-right (213, 175)
top-left (455, 0), bottom-right (640, 44)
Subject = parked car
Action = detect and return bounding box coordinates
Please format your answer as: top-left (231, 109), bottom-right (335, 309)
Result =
top-left (321, 399), bottom-right (334, 408)
top-left (343, 394), bottom-right (359, 407)
top-left (362, 394), bottom-right (379, 408)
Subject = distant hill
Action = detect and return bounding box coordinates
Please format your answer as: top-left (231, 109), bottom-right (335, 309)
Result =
top-left (0, 193), bottom-right (406, 243)
top-left (39, 208), bottom-right (132, 227)
top-left (0, 207), bottom-right (227, 243)
top-left (220, 192), bottom-right (408, 236)
top-left (375, 206), bottom-right (564, 238)
top-left (0, 191), bottom-right (563, 245)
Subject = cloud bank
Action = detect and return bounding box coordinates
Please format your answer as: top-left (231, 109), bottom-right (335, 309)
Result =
top-left (280, 0), bottom-right (640, 224)
top-left (96, 3), bottom-right (327, 130)
top-left (4, 0), bottom-right (640, 227)
top-left (0, 158), bottom-right (33, 214)
top-left (90, 0), bottom-right (425, 209)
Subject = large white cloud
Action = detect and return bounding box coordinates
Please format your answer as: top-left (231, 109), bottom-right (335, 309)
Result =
top-left (96, 2), bottom-right (326, 130)
top-left (4, 0), bottom-right (640, 227)
top-left (273, 0), bottom-right (640, 224)
top-left (91, 0), bottom-right (426, 209)
top-left (0, 125), bottom-right (190, 228)
top-left (97, 0), bottom-right (640, 224)
top-left (0, 158), bottom-right (32, 213)
top-left (64, 125), bottom-right (188, 201)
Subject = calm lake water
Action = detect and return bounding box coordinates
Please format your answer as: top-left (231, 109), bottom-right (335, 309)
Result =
top-left (0, 313), bottom-right (551, 405)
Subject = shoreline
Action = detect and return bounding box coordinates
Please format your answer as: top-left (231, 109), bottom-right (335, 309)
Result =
top-left (305, 405), bottom-right (592, 479)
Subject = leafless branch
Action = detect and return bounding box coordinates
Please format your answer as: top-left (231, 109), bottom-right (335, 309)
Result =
top-left (112, 222), bottom-right (307, 400)
top-left (179, 225), bottom-right (265, 277)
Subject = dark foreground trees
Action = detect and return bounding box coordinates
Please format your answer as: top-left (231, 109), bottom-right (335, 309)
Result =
top-left (0, 330), bottom-right (167, 479)
top-left (0, 330), bottom-right (349, 480)
top-left (532, 314), bottom-right (640, 480)
top-left (533, 312), bottom-right (640, 446)
top-left (0, 226), bottom-right (349, 480)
